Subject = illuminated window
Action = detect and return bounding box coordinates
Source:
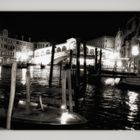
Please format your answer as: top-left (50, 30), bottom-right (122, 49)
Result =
top-left (46, 50), bottom-right (50, 54)
top-left (90, 49), bottom-right (94, 55)
top-left (62, 46), bottom-right (67, 51)
top-left (80, 46), bottom-right (84, 52)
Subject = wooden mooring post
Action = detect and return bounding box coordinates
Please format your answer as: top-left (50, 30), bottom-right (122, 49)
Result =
top-left (49, 43), bottom-right (55, 87)
top-left (75, 38), bottom-right (80, 111)
top-left (59, 62), bottom-right (62, 87)
top-left (95, 48), bottom-right (98, 72)
top-left (6, 61), bottom-right (17, 130)
top-left (26, 70), bottom-right (31, 112)
top-left (67, 69), bottom-right (73, 112)
top-left (61, 70), bottom-right (67, 111)
top-left (67, 49), bottom-right (73, 112)
top-left (69, 50), bottom-right (73, 68)
top-left (83, 42), bottom-right (87, 77)
top-left (99, 49), bottom-right (102, 74)
top-left (83, 41), bottom-right (87, 100)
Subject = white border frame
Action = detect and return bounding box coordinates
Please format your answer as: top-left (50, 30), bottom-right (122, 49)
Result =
top-left (0, 0), bottom-right (140, 11)
top-left (0, 0), bottom-right (140, 140)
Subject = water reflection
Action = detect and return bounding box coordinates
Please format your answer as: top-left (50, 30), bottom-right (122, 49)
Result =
top-left (0, 66), bottom-right (1, 80)
top-left (127, 91), bottom-right (138, 122)
top-left (29, 66), bottom-right (34, 78)
top-left (21, 68), bottom-right (27, 85)
top-left (18, 66), bottom-right (60, 87)
top-left (1, 66), bottom-right (140, 129)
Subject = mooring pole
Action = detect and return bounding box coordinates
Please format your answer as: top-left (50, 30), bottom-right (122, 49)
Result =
top-left (69, 50), bottom-right (73, 68)
top-left (61, 70), bottom-right (67, 111)
top-left (68, 69), bottom-right (73, 112)
top-left (39, 95), bottom-right (44, 111)
top-left (75, 38), bottom-right (80, 111)
top-left (83, 41), bottom-right (87, 100)
top-left (26, 70), bottom-right (31, 112)
top-left (59, 62), bottom-right (62, 87)
top-left (49, 43), bottom-right (55, 87)
top-left (83, 41), bottom-right (87, 78)
top-left (95, 48), bottom-right (98, 72)
top-left (6, 60), bottom-right (17, 130)
top-left (99, 49), bottom-right (102, 74)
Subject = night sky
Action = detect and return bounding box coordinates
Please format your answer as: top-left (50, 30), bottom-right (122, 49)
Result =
top-left (0, 12), bottom-right (140, 43)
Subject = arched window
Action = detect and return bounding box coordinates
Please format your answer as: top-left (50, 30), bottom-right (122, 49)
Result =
top-left (57, 47), bottom-right (61, 52)
top-left (80, 46), bottom-right (84, 52)
top-left (90, 49), bottom-right (94, 55)
top-left (62, 46), bottom-right (67, 51)
top-left (46, 49), bottom-right (50, 54)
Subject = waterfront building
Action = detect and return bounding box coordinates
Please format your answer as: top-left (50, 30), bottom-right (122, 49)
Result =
top-left (0, 29), bottom-right (34, 65)
top-left (87, 36), bottom-right (120, 70)
top-left (34, 41), bottom-right (51, 50)
top-left (122, 16), bottom-right (140, 73)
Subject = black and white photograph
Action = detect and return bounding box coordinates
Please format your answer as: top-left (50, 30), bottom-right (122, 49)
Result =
top-left (0, 11), bottom-right (140, 131)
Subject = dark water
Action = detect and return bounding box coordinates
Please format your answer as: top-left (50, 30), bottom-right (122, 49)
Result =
top-left (0, 66), bottom-right (140, 130)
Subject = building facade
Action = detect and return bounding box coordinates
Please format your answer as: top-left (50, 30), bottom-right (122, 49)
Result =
top-left (0, 29), bottom-right (34, 65)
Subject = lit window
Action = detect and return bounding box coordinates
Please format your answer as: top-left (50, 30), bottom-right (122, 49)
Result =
top-left (46, 50), bottom-right (50, 54)
top-left (80, 46), bottom-right (84, 52)
top-left (90, 49), bottom-right (94, 55)
top-left (62, 46), bottom-right (67, 51)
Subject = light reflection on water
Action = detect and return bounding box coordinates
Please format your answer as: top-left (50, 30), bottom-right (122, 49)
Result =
top-left (127, 91), bottom-right (138, 122)
top-left (15, 66), bottom-right (60, 86)
top-left (1, 67), bottom-right (140, 129)
top-left (21, 68), bottom-right (27, 85)
top-left (0, 66), bottom-right (1, 80)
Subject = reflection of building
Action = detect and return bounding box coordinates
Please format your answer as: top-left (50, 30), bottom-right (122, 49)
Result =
top-left (0, 29), bottom-right (34, 65)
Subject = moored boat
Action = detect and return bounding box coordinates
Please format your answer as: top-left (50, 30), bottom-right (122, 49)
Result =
top-left (117, 77), bottom-right (140, 90)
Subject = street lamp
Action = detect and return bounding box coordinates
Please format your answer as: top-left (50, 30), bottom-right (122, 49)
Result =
top-left (131, 44), bottom-right (140, 73)
top-left (131, 45), bottom-right (139, 56)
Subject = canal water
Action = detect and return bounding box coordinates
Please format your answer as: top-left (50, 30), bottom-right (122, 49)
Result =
top-left (0, 65), bottom-right (140, 130)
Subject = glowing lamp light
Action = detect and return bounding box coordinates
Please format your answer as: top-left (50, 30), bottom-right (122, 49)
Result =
top-left (131, 45), bottom-right (139, 56)
top-left (61, 105), bottom-right (67, 110)
top-left (60, 111), bottom-right (74, 124)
